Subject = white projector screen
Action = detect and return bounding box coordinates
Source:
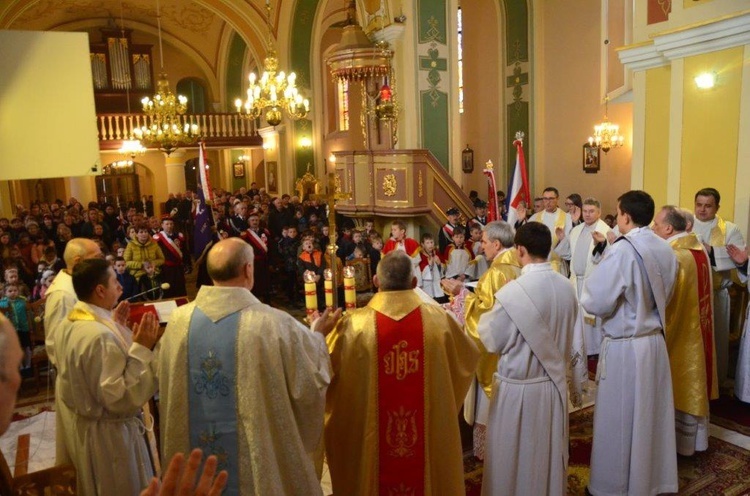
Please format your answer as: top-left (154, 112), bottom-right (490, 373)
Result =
top-left (0, 30), bottom-right (101, 180)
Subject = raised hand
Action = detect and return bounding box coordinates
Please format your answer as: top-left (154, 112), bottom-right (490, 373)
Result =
top-left (112, 300), bottom-right (130, 326)
top-left (311, 307), bottom-right (343, 337)
top-left (555, 227), bottom-right (565, 241)
top-left (133, 312), bottom-right (160, 350)
top-left (727, 244), bottom-right (749, 265)
top-left (139, 449), bottom-right (228, 496)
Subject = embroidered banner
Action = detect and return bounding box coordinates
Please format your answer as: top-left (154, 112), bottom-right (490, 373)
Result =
top-left (690, 248), bottom-right (715, 398)
top-left (376, 308), bottom-right (425, 496)
top-left (188, 308), bottom-right (240, 495)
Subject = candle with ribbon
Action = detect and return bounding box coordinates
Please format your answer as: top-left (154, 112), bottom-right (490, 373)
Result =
top-left (303, 271), bottom-right (317, 317)
top-left (324, 268), bottom-right (334, 310)
top-left (343, 265), bottom-right (356, 310)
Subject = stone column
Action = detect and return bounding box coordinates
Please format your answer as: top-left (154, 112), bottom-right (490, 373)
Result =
top-left (164, 150), bottom-right (187, 195)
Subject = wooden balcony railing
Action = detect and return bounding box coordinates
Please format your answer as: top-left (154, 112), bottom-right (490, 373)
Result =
top-left (97, 112), bottom-right (262, 150)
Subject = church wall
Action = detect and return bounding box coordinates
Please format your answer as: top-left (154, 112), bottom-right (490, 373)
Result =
top-left (680, 46), bottom-right (743, 221)
top-left (537, 0), bottom-right (633, 217)
top-left (459, 0), bottom-right (503, 200)
top-left (644, 66), bottom-right (671, 210)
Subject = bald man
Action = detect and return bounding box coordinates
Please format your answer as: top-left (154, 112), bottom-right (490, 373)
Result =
top-left (0, 314), bottom-right (23, 436)
top-left (156, 238), bottom-right (337, 495)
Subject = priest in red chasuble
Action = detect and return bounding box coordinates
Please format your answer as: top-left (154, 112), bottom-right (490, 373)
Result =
top-left (325, 251), bottom-right (479, 495)
top-left (653, 205), bottom-right (718, 456)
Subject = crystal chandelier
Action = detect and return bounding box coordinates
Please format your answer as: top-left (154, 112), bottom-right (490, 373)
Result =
top-left (119, 139), bottom-right (146, 157)
top-left (234, 0), bottom-right (309, 126)
top-left (588, 96), bottom-right (624, 153)
top-left (133, 0), bottom-right (199, 155)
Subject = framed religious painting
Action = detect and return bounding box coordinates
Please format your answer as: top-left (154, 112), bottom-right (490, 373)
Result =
top-left (266, 161), bottom-right (278, 194)
top-left (232, 162), bottom-right (245, 178)
top-left (582, 143), bottom-right (600, 173)
top-left (345, 258), bottom-right (372, 292)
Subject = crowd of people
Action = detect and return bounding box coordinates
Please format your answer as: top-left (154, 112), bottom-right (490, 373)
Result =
top-left (0, 182), bottom-right (749, 496)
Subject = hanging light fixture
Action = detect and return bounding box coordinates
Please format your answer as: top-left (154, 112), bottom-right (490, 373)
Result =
top-left (586, 26), bottom-right (625, 154)
top-left (234, 0), bottom-right (310, 126)
top-left (115, 0), bottom-right (147, 159)
top-left (134, 0), bottom-right (199, 155)
top-left (588, 96), bottom-right (624, 153)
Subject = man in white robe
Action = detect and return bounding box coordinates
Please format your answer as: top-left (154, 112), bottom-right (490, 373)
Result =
top-left (555, 197), bottom-right (611, 356)
top-left (692, 187), bottom-right (746, 386)
top-left (581, 190), bottom-right (678, 496)
top-left (477, 222), bottom-right (582, 496)
top-left (727, 243), bottom-right (750, 401)
top-left (56, 258), bottom-right (160, 496)
top-left (157, 238), bottom-right (337, 495)
top-left (45, 238), bottom-right (132, 466)
top-left (525, 187), bottom-right (573, 248)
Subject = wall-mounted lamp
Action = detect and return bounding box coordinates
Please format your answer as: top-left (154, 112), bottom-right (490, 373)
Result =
top-left (262, 142), bottom-right (272, 150)
top-left (299, 136), bottom-right (312, 149)
top-left (329, 153), bottom-right (337, 164)
top-left (695, 72), bottom-right (716, 89)
top-left (238, 154), bottom-right (250, 162)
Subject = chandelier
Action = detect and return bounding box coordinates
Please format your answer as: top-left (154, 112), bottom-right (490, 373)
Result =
top-left (133, 0), bottom-right (199, 155)
top-left (586, 27), bottom-right (624, 154)
top-left (119, 139), bottom-right (146, 157)
top-left (588, 96), bottom-right (624, 153)
top-left (234, 1), bottom-right (309, 126)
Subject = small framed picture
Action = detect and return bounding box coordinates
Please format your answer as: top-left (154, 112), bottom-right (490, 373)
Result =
top-left (233, 162), bottom-right (245, 178)
top-left (582, 143), bottom-right (600, 173)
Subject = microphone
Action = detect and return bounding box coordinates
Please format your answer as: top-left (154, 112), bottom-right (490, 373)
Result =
top-left (128, 283), bottom-right (170, 301)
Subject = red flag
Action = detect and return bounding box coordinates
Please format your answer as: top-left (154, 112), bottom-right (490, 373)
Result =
top-left (506, 132), bottom-right (530, 226)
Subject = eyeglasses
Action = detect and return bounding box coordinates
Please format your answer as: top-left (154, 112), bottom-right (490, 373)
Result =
top-left (564, 201), bottom-right (574, 206)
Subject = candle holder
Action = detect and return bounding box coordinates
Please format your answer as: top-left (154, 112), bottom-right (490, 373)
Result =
top-left (324, 268), bottom-right (334, 311)
top-left (343, 265), bottom-right (356, 310)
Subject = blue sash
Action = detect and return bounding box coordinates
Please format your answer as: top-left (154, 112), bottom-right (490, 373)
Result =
top-left (188, 308), bottom-right (240, 495)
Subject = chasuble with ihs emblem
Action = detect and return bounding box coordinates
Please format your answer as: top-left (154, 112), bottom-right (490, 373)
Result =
top-left (325, 290), bottom-right (479, 496)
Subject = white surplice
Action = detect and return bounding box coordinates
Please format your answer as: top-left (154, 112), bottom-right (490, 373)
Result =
top-left (555, 219), bottom-right (611, 356)
top-left (581, 227), bottom-right (679, 496)
top-left (735, 269), bottom-right (750, 402)
top-left (693, 216), bottom-right (745, 385)
top-left (477, 262), bottom-right (582, 496)
top-left (44, 269), bottom-right (75, 367)
top-left (56, 301), bottom-right (157, 496)
top-left (156, 285), bottom-right (331, 495)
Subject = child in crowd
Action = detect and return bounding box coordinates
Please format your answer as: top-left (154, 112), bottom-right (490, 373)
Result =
top-left (350, 246), bottom-right (366, 260)
top-left (368, 234), bottom-right (383, 277)
top-left (32, 269), bottom-right (55, 301)
top-left (297, 235), bottom-right (326, 311)
top-left (4, 268), bottom-right (31, 299)
top-left (443, 226), bottom-right (473, 280)
top-left (115, 256), bottom-right (139, 301)
top-left (418, 233), bottom-right (446, 303)
top-left (0, 283), bottom-right (31, 368)
top-left (279, 225), bottom-right (302, 307)
top-left (465, 224), bottom-right (489, 281)
top-left (138, 260), bottom-right (163, 301)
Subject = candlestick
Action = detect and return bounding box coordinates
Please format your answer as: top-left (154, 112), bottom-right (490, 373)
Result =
top-left (343, 265), bottom-right (356, 310)
top-left (324, 268), bottom-right (334, 311)
top-left (303, 271), bottom-right (317, 317)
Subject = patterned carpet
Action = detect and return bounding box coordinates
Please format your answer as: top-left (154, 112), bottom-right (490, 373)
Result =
top-left (464, 407), bottom-right (750, 495)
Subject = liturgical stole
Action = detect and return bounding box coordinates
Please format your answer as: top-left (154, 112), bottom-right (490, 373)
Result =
top-left (376, 308), bottom-right (426, 496)
top-left (187, 308), bottom-right (241, 496)
top-left (690, 248), bottom-right (715, 398)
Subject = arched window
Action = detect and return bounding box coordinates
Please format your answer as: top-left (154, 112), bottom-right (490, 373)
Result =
top-left (337, 80), bottom-right (350, 131)
top-left (176, 79), bottom-right (207, 114)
